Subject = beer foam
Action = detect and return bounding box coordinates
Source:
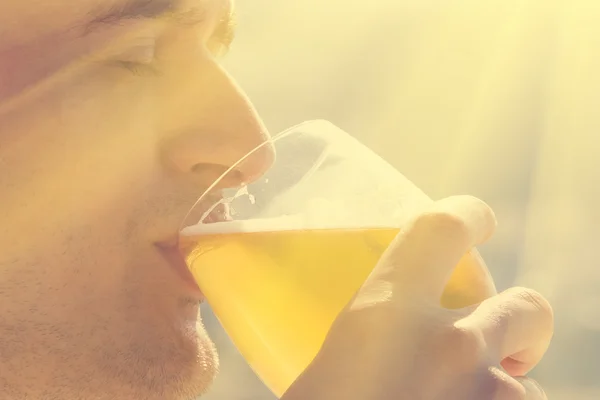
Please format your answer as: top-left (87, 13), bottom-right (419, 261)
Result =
top-left (180, 215), bottom-right (307, 236)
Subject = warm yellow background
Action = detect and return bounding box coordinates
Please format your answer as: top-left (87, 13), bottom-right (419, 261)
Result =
top-left (200, 1), bottom-right (600, 399)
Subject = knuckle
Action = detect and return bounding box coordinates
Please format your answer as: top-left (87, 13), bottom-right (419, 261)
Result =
top-left (509, 287), bottom-right (554, 324)
top-left (465, 195), bottom-right (496, 220)
top-left (412, 211), bottom-right (470, 243)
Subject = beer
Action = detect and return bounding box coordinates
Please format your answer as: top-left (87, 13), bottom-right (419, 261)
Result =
top-left (180, 220), bottom-right (495, 396)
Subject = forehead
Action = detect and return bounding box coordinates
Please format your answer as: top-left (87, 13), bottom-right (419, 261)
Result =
top-left (0, 0), bottom-right (230, 47)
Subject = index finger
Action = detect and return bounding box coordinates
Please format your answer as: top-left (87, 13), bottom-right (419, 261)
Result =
top-left (373, 195), bottom-right (496, 303)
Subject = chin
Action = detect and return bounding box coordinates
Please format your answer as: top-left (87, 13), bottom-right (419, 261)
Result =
top-left (95, 306), bottom-right (220, 399)
top-left (143, 321), bottom-right (220, 399)
top-left (182, 322), bottom-right (220, 397)
top-left (113, 250), bottom-right (221, 398)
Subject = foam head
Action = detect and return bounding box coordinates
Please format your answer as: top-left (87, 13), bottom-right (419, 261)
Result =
top-left (180, 215), bottom-right (306, 236)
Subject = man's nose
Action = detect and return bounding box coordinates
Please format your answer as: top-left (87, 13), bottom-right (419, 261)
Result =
top-left (160, 58), bottom-right (275, 188)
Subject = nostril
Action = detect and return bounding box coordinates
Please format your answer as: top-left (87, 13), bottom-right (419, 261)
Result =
top-left (190, 163), bottom-right (245, 188)
top-left (190, 163), bottom-right (223, 175)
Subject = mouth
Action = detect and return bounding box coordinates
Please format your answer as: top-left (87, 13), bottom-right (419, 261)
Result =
top-left (154, 197), bottom-right (233, 301)
top-left (155, 241), bottom-right (204, 300)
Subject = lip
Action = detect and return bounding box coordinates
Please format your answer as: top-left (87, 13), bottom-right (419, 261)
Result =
top-left (155, 241), bottom-right (205, 300)
top-left (154, 196), bottom-right (233, 300)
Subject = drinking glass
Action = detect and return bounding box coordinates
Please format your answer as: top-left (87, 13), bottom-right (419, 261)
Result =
top-left (179, 120), bottom-right (496, 396)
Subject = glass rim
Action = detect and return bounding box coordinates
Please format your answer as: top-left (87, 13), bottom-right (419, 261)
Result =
top-left (179, 119), bottom-right (334, 231)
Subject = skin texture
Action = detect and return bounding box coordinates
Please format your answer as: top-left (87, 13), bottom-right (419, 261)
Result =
top-left (0, 2), bottom-right (554, 400)
top-left (0, 0), bottom-right (274, 399)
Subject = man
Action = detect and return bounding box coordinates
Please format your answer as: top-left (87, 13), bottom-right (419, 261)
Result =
top-left (0, 0), bottom-right (553, 399)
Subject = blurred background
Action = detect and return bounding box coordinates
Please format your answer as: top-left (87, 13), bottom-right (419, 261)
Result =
top-left (201, 0), bottom-right (600, 398)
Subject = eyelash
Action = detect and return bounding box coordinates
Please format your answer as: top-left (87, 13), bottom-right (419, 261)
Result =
top-left (114, 60), bottom-right (161, 77)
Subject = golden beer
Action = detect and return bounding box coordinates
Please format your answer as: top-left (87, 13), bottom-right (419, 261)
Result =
top-left (180, 224), bottom-right (495, 396)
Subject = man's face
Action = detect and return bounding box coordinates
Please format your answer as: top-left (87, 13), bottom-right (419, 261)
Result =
top-left (0, 0), bottom-right (273, 398)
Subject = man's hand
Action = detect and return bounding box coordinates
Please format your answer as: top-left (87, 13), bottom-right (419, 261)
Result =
top-left (282, 196), bottom-right (553, 399)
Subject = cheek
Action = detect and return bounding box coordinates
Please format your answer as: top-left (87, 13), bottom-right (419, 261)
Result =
top-left (0, 71), bottom-right (161, 255)
top-left (61, 78), bottom-right (160, 224)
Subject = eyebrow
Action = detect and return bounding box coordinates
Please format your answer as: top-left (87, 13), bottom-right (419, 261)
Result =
top-left (85, 0), bottom-right (180, 30)
top-left (83, 0), bottom-right (236, 49)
